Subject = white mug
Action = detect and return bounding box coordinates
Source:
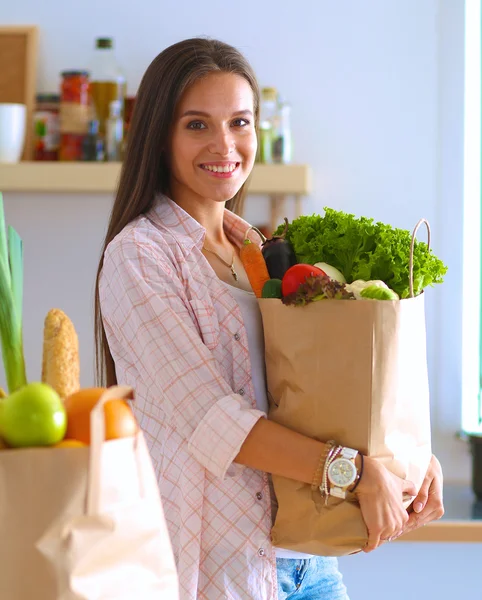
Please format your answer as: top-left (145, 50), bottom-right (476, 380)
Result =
top-left (0, 103), bottom-right (27, 163)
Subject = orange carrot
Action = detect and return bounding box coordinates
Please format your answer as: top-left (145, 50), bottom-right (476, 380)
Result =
top-left (240, 237), bottom-right (270, 298)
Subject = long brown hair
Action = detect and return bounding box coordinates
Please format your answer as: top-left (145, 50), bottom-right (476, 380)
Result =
top-left (94, 37), bottom-right (261, 387)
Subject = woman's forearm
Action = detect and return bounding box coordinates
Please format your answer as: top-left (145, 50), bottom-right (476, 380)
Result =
top-left (233, 418), bottom-right (328, 484)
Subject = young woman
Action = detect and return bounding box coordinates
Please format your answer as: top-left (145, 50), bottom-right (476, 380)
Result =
top-left (95, 38), bottom-right (444, 600)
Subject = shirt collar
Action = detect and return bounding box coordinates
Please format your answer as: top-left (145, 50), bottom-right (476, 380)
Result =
top-left (147, 194), bottom-right (264, 252)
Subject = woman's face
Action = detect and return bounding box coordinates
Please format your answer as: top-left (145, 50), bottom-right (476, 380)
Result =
top-left (169, 72), bottom-right (257, 205)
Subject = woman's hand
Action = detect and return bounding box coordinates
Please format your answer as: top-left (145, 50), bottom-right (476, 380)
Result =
top-left (401, 455), bottom-right (444, 535)
top-left (354, 456), bottom-right (417, 553)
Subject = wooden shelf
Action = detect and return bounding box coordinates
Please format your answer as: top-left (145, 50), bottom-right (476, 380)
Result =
top-left (396, 520), bottom-right (482, 543)
top-left (396, 484), bottom-right (482, 543)
top-left (0, 162), bottom-right (312, 195)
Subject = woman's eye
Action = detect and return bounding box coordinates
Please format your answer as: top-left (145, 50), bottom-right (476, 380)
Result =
top-left (187, 121), bottom-right (206, 130)
top-left (232, 118), bottom-right (250, 127)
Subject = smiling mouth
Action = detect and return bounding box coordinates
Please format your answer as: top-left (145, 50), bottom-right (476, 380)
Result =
top-left (199, 162), bottom-right (240, 174)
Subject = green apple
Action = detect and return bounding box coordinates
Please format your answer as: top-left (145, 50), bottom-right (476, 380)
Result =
top-left (0, 382), bottom-right (67, 447)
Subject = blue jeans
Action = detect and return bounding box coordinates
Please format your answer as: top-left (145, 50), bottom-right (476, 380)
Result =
top-left (277, 557), bottom-right (349, 600)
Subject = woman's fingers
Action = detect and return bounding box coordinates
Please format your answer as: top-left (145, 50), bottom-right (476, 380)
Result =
top-left (361, 506), bottom-right (383, 553)
top-left (412, 455), bottom-right (443, 514)
top-left (357, 458), bottom-right (413, 552)
top-left (402, 478), bottom-right (417, 498)
top-left (411, 471), bottom-right (432, 513)
top-left (360, 500), bottom-right (408, 553)
top-left (404, 490), bottom-right (444, 533)
top-left (401, 456), bottom-right (444, 535)
top-left (363, 536), bottom-right (380, 553)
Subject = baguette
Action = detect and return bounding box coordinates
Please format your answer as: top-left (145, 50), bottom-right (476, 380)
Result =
top-left (41, 308), bottom-right (80, 399)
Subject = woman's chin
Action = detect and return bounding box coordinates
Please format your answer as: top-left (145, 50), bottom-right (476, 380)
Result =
top-left (199, 181), bottom-right (244, 203)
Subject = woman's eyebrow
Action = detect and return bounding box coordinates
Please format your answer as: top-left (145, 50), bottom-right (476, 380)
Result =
top-left (180, 109), bottom-right (253, 118)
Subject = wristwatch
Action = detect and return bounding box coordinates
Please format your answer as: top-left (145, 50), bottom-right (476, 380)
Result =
top-left (327, 447), bottom-right (359, 499)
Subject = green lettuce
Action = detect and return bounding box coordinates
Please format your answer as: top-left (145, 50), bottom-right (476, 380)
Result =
top-left (274, 208), bottom-right (447, 298)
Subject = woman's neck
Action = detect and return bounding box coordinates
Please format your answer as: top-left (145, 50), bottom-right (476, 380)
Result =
top-left (170, 187), bottom-right (229, 246)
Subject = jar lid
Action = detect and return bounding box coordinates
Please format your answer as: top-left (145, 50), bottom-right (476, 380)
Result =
top-left (61, 70), bottom-right (90, 78)
top-left (96, 38), bottom-right (113, 49)
top-left (262, 87), bottom-right (278, 100)
top-left (36, 93), bottom-right (60, 103)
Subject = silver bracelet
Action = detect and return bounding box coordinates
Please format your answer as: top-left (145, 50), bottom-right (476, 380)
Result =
top-left (320, 444), bottom-right (342, 499)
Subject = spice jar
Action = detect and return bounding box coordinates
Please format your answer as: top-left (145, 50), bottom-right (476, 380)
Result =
top-left (59, 71), bottom-right (91, 161)
top-left (33, 94), bottom-right (60, 161)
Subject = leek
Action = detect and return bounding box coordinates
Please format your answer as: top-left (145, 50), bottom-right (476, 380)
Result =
top-left (0, 193), bottom-right (27, 393)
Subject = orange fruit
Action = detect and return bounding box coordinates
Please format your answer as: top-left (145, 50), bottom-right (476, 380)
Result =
top-left (63, 387), bottom-right (138, 445)
top-left (53, 439), bottom-right (87, 448)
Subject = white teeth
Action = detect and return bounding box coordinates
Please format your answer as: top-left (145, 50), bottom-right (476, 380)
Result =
top-left (202, 163), bottom-right (237, 173)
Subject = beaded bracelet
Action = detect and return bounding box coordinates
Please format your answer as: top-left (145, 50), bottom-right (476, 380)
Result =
top-left (321, 445), bottom-right (342, 503)
top-left (311, 440), bottom-right (336, 492)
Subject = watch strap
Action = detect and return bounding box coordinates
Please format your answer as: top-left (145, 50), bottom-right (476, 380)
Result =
top-left (340, 447), bottom-right (358, 460)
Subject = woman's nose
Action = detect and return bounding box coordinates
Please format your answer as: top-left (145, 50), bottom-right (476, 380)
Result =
top-left (208, 129), bottom-right (235, 156)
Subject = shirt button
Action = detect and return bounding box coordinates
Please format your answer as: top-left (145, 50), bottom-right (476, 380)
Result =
top-left (256, 492), bottom-right (263, 500)
top-left (258, 548), bottom-right (265, 557)
top-left (234, 332), bottom-right (241, 341)
top-left (238, 388), bottom-right (245, 396)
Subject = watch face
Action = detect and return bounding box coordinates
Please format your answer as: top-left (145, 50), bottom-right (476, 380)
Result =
top-left (327, 458), bottom-right (357, 487)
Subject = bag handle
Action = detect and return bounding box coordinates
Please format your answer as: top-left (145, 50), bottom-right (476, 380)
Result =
top-left (409, 218), bottom-right (431, 298)
top-left (87, 385), bottom-right (135, 516)
top-left (244, 225), bottom-right (267, 244)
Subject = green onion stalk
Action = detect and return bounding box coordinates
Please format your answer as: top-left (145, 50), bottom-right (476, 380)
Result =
top-left (0, 193), bottom-right (27, 394)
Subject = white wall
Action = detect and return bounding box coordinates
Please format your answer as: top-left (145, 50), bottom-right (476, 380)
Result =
top-left (2, 1), bottom-right (481, 598)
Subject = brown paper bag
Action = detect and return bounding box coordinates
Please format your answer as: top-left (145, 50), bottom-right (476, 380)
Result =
top-left (258, 224), bottom-right (433, 557)
top-left (0, 385), bottom-right (179, 600)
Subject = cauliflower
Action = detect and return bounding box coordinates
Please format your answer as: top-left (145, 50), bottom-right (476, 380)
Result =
top-left (345, 279), bottom-right (399, 301)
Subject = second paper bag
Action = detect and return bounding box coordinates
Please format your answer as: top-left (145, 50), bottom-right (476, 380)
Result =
top-left (0, 386), bottom-right (179, 600)
top-left (258, 294), bottom-right (432, 556)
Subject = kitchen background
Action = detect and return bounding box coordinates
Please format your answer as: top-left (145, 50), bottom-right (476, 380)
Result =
top-left (1, 0), bottom-right (480, 598)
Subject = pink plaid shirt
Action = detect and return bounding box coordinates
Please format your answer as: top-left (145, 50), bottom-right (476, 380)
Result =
top-left (99, 195), bottom-right (278, 600)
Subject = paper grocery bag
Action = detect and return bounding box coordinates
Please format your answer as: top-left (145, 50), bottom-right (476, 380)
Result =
top-left (258, 294), bottom-right (432, 557)
top-left (0, 386), bottom-right (179, 600)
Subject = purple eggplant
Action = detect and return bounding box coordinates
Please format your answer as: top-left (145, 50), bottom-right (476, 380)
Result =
top-left (261, 218), bottom-right (298, 280)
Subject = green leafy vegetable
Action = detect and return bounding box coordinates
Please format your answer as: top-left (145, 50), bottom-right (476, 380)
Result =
top-left (282, 275), bottom-right (355, 306)
top-left (274, 208), bottom-right (447, 298)
top-left (0, 193), bottom-right (27, 393)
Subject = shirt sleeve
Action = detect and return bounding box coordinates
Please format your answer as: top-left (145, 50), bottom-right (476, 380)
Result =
top-left (99, 235), bottom-right (265, 480)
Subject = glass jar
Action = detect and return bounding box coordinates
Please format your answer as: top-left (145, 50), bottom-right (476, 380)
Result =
top-left (59, 70), bottom-right (91, 161)
top-left (258, 87), bottom-right (278, 164)
top-left (272, 101), bottom-right (292, 164)
top-left (33, 94), bottom-right (60, 161)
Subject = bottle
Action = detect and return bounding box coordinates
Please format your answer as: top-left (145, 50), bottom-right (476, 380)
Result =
top-left (258, 87), bottom-right (278, 164)
top-left (272, 101), bottom-right (292, 164)
top-left (106, 100), bottom-right (124, 161)
top-left (89, 38), bottom-right (126, 138)
top-left (81, 120), bottom-right (105, 161)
